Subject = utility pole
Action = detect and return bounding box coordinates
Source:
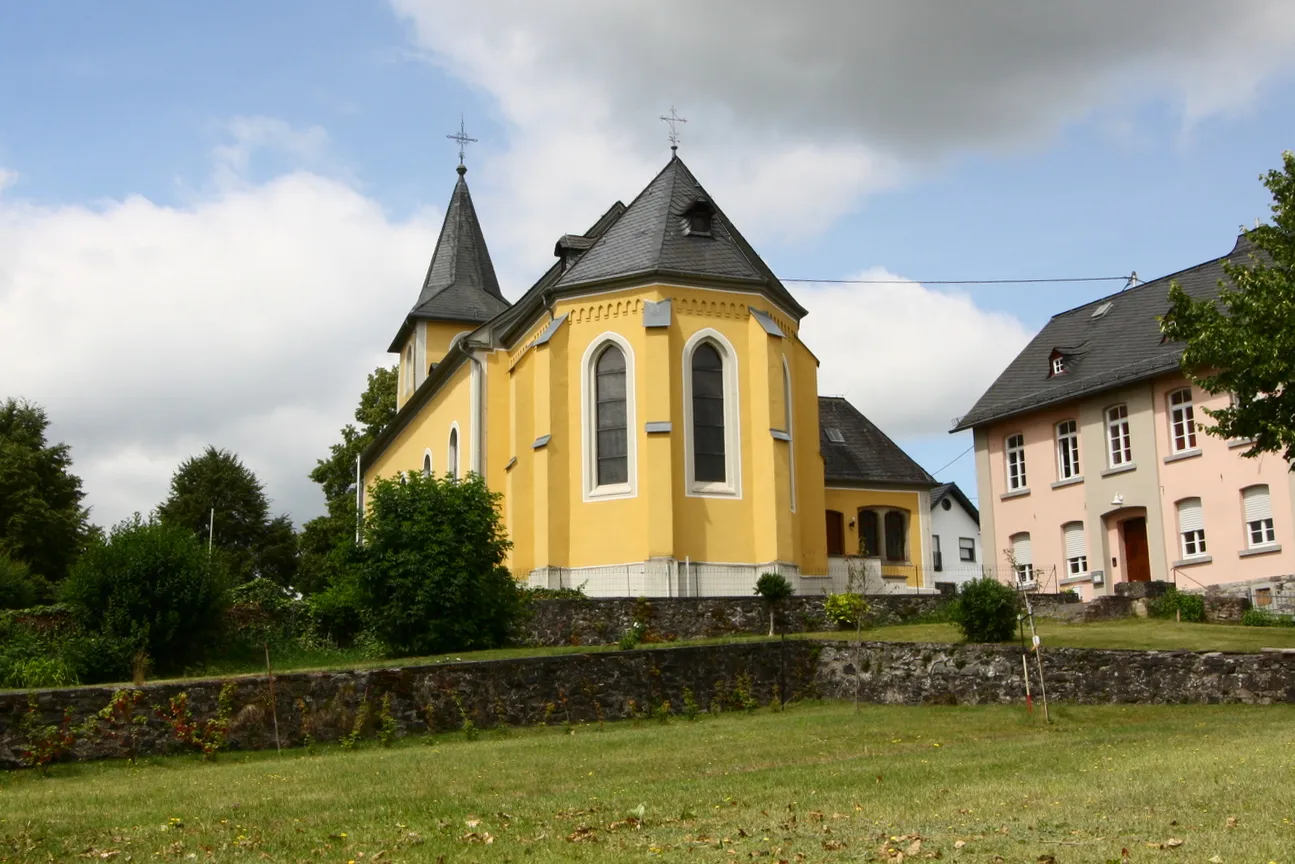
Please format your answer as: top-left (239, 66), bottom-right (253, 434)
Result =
top-left (208, 507), bottom-right (215, 557)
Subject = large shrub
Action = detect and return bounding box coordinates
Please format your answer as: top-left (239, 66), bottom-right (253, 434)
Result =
top-left (353, 472), bottom-right (520, 656)
top-left (0, 552), bottom-right (49, 610)
top-left (61, 516), bottom-right (229, 675)
top-left (949, 577), bottom-right (1019, 643)
top-left (824, 592), bottom-right (871, 629)
top-left (1148, 588), bottom-right (1206, 622)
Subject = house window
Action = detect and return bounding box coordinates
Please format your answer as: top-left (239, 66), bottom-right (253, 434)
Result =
top-left (1106, 404), bottom-right (1132, 467)
top-left (1005, 434), bottom-right (1027, 490)
top-left (688, 210), bottom-right (713, 235)
top-left (884, 511), bottom-right (908, 562)
top-left (958, 537), bottom-right (976, 563)
top-left (1056, 420), bottom-right (1080, 480)
top-left (422, 450), bottom-right (432, 478)
top-left (1063, 521), bottom-right (1087, 576)
top-left (932, 535), bottom-right (943, 571)
top-left (1169, 388), bottom-right (1197, 453)
top-left (1051, 356), bottom-right (1065, 376)
top-left (447, 425), bottom-right (460, 480)
top-left (1255, 587), bottom-right (1273, 607)
top-left (825, 510), bottom-right (845, 557)
top-left (1010, 532), bottom-right (1033, 583)
top-left (594, 344), bottom-right (629, 487)
top-left (1177, 497), bottom-right (1207, 558)
top-left (684, 330), bottom-right (740, 496)
top-left (859, 510), bottom-right (880, 557)
top-left (1242, 485), bottom-right (1276, 547)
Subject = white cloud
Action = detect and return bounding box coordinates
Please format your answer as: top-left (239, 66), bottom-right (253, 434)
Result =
top-left (801, 269), bottom-right (1032, 438)
top-left (0, 135), bottom-right (436, 528)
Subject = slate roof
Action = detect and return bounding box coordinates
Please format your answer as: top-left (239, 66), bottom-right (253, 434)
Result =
top-left (819, 396), bottom-right (937, 487)
top-left (553, 156), bottom-right (808, 319)
top-left (388, 166), bottom-right (511, 351)
top-left (929, 482), bottom-right (979, 524)
top-left (952, 235), bottom-right (1258, 432)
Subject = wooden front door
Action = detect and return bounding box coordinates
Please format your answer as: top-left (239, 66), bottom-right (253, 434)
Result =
top-left (825, 510), bottom-right (845, 556)
top-left (1122, 517), bottom-right (1151, 582)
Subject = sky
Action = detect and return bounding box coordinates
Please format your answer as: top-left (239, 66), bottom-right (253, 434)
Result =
top-left (2, 0), bottom-right (1294, 529)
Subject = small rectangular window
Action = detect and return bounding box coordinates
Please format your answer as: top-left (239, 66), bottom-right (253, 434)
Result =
top-left (1169, 388), bottom-right (1197, 453)
top-left (825, 427), bottom-right (845, 444)
top-left (1177, 497), bottom-right (1206, 558)
top-left (1005, 434), bottom-right (1027, 490)
top-left (1051, 356), bottom-right (1065, 376)
top-left (1106, 404), bottom-right (1132, 467)
top-left (932, 535), bottom-right (942, 571)
top-left (1256, 588), bottom-right (1272, 607)
top-left (1243, 485), bottom-right (1276, 547)
top-left (1056, 420), bottom-right (1080, 480)
top-left (958, 537), bottom-right (976, 562)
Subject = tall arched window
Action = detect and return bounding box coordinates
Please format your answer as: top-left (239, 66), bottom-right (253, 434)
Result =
top-left (422, 450), bottom-right (432, 478)
top-left (447, 425), bottom-right (459, 480)
top-left (783, 357), bottom-right (796, 512)
top-left (683, 329), bottom-right (740, 496)
top-left (581, 333), bottom-right (637, 500)
top-left (595, 344), bottom-right (628, 486)
top-left (859, 510), bottom-right (880, 557)
top-left (692, 343), bottom-right (725, 482)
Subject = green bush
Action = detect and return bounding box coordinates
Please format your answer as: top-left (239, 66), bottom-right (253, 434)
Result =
top-left (61, 516), bottom-right (230, 676)
top-left (1148, 588), bottom-right (1206, 622)
top-left (823, 592), bottom-right (870, 629)
top-left (949, 578), bottom-right (1019, 643)
top-left (1241, 607), bottom-right (1295, 628)
top-left (0, 553), bottom-right (50, 610)
top-left (754, 572), bottom-right (794, 604)
top-left (353, 472), bottom-right (520, 657)
top-left (307, 575), bottom-right (368, 648)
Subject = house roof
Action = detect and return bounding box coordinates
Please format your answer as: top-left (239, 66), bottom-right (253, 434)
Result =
top-left (387, 166), bottom-right (511, 352)
top-left (929, 482), bottom-right (979, 525)
top-left (951, 234), bottom-right (1258, 432)
top-left (552, 155), bottom-right (808, 319)
top-left (819, 396), bottom-right (936, 488)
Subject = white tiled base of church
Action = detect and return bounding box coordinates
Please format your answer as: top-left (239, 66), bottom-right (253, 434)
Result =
top-left (524, 557), bottom-right (937, 598)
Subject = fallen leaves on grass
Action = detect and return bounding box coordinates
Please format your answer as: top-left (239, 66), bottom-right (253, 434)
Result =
top-left (566, 825), bottom-right (598, 843)
top-left (460, 831), bottom-right (494, 845)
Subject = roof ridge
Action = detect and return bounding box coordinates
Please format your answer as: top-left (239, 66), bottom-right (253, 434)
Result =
top-left (1048, 242), bottom-right (1239, 320)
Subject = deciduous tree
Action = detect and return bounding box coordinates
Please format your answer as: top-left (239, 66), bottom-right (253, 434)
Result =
top-left (1162, 151), bottom-right (1295, 463)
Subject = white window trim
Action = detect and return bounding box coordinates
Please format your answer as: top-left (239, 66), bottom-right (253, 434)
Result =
top-left (580, 332), bottom-right (638, 502)
top-left (1169, 388), bottom-right (1197, 454)
top-left (1106, 404), bottom-right (1132, 468)
top-left (447, 422), bottom-right (461, 480)
top-left (1051, 356), bottom-right (1064, 376)
top-left (1005, 433), bottom-right (1027, 491)
top-left (1055, 420), bottom-right (1080, 480)
top-left (783, 356), bottom-right (796, 513)
top-left (1242, 485), bottom-right (1276, 548)
top-left (683, 328), bottom-right (742, 498)
top-left (422, 448), bottom-right (433, 478)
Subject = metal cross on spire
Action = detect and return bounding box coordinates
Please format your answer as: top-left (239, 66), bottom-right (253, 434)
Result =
top-left (446, 115), bottom-right (477, 168)
top-left (659, 106), bottom-right (687, 152)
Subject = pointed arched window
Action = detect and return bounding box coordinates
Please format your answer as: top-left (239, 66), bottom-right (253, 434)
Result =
top-left (448, 425), bottom-right (460, 480)
top-left (422, 450), bottom-right (432, 478)
top-left (595, 344), bottom-right (628, 486)
top-left (692, 343), bottom-right (726, 483)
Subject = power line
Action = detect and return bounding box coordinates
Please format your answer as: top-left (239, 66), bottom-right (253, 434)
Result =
top-left (932, 444), bottom-right (974, 476)
top-left (781, 275), bottom-right (1129, 286)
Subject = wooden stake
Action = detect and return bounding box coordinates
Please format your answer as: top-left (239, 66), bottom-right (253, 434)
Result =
top-left (265, 642), bottom-right (281, 753)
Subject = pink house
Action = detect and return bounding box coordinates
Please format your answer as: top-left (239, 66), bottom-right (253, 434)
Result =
top-left (953, 235), bottom-right (1294, 601)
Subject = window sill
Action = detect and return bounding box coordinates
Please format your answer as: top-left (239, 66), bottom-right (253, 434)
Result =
top-left (1051, 476), bottom-right (1084, 489)
top-left (1060, 573), bottom-right (1093, 585)
top-left (585, 483), bottom-right (634, 502)
top-left (1101, 462), bottom-right (1137, 478)
top-left (686, 484), bottom-right (741, 499)
top-left (1239, 544), bottom-right (1282, 559)
top-left (1000, 488), bottom-right (1031, 501)
top-left (1172, 555), bottom-right (1213, 569)
top-left (1163, 448), bottom-right (1202, 464)
top-left (1228, 438), bottom-right (1255, 449)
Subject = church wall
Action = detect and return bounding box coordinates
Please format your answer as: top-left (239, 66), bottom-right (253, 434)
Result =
top-left (423, 320), bottom-right (474, 368)
top-left (364, 359), bottom-right (473, 491)
top-left (790, 338), bottom-right (829, 575)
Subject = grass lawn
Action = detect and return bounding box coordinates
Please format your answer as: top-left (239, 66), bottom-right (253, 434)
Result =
top-left (3, 703), bottom-right (1294, 863)
top-left (842, 617), bottom-right (1295, 653)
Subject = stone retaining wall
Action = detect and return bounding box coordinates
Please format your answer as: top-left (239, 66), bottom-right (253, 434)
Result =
top-left (6, 636), bottom-right (1291, 769)
top-left (516, 594), bottom-right (958, 646)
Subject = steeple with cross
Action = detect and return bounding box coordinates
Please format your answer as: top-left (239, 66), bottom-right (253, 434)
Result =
top-left (446, 115), bottom-right (477, 174)
top-left (659, 106), bottom-right (686, 152)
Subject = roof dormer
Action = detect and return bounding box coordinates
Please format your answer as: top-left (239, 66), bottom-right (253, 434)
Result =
top-left (1048, 349), bottom-right (1067, 377)
top-left (554, 234), bottom-right (595, 271)
top-left (681, 197), bottom-right (715, 237)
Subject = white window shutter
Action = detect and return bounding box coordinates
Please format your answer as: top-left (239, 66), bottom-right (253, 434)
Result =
top-left (1064, 522), bottom-right (1086, 559)
top-left (1012, 533), bottom-right (1032, 566)
top-left (1243, 486), bottom-right (1272, 523)
top-left (1178, 498), bottom-right (1204, 532)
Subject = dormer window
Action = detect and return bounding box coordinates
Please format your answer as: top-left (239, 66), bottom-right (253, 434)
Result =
top-left (682, 199), bottom-right (715, 237)
top-left (1051, 356), bottom-right (1065, 376)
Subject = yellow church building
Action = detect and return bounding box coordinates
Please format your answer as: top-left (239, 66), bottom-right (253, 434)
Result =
top-left (360, 154), bottom-right (937, 596)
